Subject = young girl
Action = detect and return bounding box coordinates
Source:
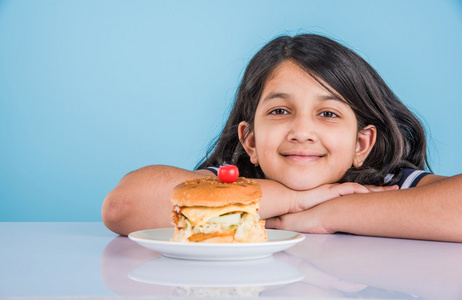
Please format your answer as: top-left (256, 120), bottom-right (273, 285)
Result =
top-left (102, 34), bottom-right (462, 242)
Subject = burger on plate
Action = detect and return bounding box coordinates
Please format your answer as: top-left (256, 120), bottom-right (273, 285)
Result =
top-left (171, 176), bottom-right (267, 243)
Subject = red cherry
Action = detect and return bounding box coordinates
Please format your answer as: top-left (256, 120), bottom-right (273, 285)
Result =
top-left (218, 165), bottom-right (239, 183)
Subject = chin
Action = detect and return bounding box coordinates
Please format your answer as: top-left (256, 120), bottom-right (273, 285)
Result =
top-left (278, 178), bottom-right (325, 191)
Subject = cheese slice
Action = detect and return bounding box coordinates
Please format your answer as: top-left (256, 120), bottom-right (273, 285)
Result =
top-left (181, 203), bottom-right (259, 226)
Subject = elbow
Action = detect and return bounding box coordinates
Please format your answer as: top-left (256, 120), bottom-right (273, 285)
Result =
top-left (101, 190), bottom-right (131, 236)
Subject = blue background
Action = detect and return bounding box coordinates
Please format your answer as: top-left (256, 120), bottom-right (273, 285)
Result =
top-left (1, 0), bottom-right (461, 221)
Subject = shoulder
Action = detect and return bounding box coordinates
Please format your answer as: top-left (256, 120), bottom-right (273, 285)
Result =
top-left (414, 173), bottom-right (448, 187)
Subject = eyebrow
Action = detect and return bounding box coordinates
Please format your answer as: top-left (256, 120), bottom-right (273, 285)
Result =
top-left (262, 92), bottom-right (291, 102)
top-left (318, 94), bottom-right (347, 103)
top-left (262, 92), bottom-right (346, 104)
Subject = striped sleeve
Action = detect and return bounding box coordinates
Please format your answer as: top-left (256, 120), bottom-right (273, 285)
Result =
top-left (201, 166), bottom-right (219, 175)
top-left (397, 168), bottom-right (431, 189)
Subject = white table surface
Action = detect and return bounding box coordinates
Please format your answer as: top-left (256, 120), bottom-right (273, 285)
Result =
top-left (1, 222), bottom-right (461, 299)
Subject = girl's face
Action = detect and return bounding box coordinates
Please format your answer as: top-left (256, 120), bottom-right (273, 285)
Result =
top-left (239, 60), bottom-right (376, 190)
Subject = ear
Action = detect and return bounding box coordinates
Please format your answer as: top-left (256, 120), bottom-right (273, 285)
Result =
top-left (353, 125), bottom-right (377, 168)
top-left (238, 121), bottom-right (258, 165)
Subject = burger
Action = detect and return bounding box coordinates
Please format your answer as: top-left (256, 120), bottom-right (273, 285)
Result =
top-left (171, 176), bottom-right (267, 243)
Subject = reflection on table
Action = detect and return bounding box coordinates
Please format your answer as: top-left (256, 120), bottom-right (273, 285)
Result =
top-left (100, 232), bottom-right (462, 299)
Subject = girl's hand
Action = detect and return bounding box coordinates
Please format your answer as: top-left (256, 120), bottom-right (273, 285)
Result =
top-left (266, 183), bottom-right (398, 234)
top-left (266, 206), bottom-right (331, 234)
top-left (289, 183), bottom-right (398, 214)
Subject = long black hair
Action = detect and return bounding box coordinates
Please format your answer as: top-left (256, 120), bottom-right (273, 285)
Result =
top-left (196, 34), bottom-right (430, 186)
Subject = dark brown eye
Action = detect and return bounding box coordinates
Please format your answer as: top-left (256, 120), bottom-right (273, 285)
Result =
top-left (319, 111), bottom-right (338, 118)
top-left (270, 108), bottom-right (288, 115)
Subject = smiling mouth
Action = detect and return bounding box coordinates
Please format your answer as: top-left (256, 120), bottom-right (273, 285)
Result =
top-left (281, 152), bottom-right (325, 162)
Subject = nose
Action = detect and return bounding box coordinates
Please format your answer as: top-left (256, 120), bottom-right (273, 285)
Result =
top-left (287, 114), bottom-right (318, 143)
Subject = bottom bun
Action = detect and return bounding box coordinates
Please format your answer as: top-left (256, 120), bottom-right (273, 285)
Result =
top-left (196, 235), bottom-right (236, 243)
top-left (188, 231), bottom-right (235, 242)
top-left (186, 220), bottom-right (267, 243)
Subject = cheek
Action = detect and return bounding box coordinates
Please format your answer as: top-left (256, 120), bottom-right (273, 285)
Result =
top-left (254, 124), bottom-right (283, 152)
top-left (255, 138), bottom-right (277, 166)
top-left (325, 130), bottom-right (358, 162)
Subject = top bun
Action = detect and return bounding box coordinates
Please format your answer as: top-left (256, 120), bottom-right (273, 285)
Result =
top-left (171, 177), bottom-right (262, 207)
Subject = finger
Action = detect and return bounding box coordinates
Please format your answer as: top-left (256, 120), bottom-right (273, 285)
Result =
top-left (266, 212), bottom-right (327, 234)
top-left (331, 182), bottom-right (370, 197)
top-left (266, 215), bottom-right (299, 231)
top-left (265, 216), bottom-right (281, 229)
top-left (364, 185), bottom-right (399, 192)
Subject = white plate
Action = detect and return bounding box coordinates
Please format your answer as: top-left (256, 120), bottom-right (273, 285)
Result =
top-left (128, 228), bottom-right (305, 261)
top-left (128, 256), bottom-right (304, 287)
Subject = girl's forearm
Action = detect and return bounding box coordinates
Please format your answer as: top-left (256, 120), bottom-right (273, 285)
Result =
top-left (321, 174), bottom-right (462, 242)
